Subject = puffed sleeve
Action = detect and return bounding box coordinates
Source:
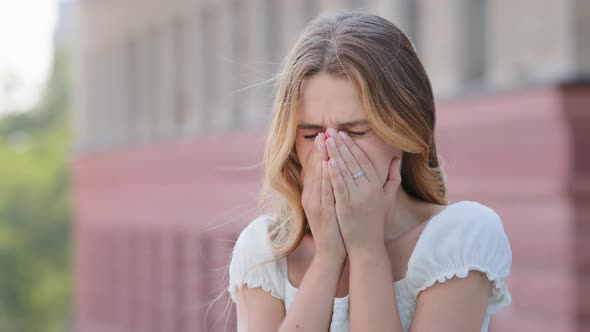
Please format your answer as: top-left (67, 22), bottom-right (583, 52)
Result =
top-left (406, 201), bottom-right (512, 316)
top-left (227, 215), bottom-right (286, 303)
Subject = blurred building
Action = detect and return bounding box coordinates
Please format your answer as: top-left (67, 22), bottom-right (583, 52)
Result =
top-left (70, 0), bottom-right (590, 331)
top-left (54, 0), bottom-right (76, 47)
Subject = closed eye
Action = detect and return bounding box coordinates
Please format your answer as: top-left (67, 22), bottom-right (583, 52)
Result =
top-left (348, 131), bottom-right (368, 137)
top-left (303, 131), bottom-right (369, 140)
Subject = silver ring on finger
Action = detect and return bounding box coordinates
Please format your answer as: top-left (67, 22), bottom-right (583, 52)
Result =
top-left (352, 170), bottom-right (365, 180)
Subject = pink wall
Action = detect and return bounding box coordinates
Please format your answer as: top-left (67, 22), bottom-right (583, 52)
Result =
top-left (72, 83), bottom-right (590, 332)
top-left (73, 129), bottom-right (267, 332)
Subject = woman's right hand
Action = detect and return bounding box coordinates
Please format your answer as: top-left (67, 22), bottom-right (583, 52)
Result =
top-left (300, 133), bottom-right (347, 262)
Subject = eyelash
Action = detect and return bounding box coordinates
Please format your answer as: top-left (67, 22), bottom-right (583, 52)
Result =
top-left (303, 131), bottom-right (368, 140)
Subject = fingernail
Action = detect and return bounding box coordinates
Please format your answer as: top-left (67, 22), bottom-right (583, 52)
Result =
top-left (327, 128), bottom-right (338, 137)
top-left (327, 138), bottom-right (336, 148)
top-left (329, 158), bottom-right (337, 168)
top-left (338, 131), bottom-right (349, 140)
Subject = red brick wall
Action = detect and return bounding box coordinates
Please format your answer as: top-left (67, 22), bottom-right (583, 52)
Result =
top-left (73, 130), bottom-right (267, 332)
top-left (72, 83), bottom-right (590, 332)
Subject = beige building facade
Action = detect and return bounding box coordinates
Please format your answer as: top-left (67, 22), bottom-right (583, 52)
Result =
top-left (71, 0), bottom-right (590, 152)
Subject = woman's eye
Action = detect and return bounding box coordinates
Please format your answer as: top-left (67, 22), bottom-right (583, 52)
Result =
top-left (348, 131), bottom-right (368, 137)
top-left (303, 131), bottom-right (368, 140)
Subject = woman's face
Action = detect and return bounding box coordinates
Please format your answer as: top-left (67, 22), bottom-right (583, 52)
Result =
top-left (295, 72), bottom-right (402, 187)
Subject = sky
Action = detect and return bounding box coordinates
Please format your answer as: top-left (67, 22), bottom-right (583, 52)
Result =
top-left (0, 0), bottom-right (58, 113)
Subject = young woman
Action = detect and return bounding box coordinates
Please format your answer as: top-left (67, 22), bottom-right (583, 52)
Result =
top-left (227, 10), bottom-right (512, 332)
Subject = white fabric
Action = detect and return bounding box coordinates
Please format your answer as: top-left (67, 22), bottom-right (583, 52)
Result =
top-left (227, 215), bottom-right (286, 303)
top-left (227, 200), bottom-right (512, 332)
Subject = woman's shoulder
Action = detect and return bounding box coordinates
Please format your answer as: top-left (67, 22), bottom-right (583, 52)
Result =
top-left (228, 215), bottom-right (286, 303)
top-left (233, 215), bottom-right (274, 253)
top-left (407, 200), bottom-right (512, 305)
top-left (430, 200), bottom-right (507, 234)
top-left (404, 201), bottom-right (508, 258)
top-left (239, 214), bottom-right (274, 232)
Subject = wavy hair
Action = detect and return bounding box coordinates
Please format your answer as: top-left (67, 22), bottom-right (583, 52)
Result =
top-left (259, 9), bottom-right (449, 260)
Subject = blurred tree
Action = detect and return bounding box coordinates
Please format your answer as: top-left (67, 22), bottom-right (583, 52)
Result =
top-left (0, 45), bottom-right (71, 332)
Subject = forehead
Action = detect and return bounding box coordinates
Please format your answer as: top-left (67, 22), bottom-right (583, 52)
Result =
top-left (298, 73), bottom-right (365, 123)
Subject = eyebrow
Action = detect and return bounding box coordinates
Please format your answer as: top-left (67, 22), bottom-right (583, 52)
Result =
top-left (296, 120), bottom-right (370, 130)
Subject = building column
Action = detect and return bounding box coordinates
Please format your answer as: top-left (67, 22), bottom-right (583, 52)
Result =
top-left (154, 22), bottom-right (177, 139)
top-left (419, 0), bottom-right (467, 97)
top-left (179, 8), bottom-right (203, 136)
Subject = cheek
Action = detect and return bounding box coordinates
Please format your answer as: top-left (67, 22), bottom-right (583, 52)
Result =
top-left (294, 140), bottom-right (313, 168)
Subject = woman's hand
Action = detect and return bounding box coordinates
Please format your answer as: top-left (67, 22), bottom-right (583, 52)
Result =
top-left (324, 128), bottom-right (402, 258)
top-left (300, 133), bottom-right (347, 261)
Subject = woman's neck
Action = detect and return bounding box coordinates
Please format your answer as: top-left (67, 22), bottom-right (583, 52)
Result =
top-left (384, 188), bottom-right (441, 242)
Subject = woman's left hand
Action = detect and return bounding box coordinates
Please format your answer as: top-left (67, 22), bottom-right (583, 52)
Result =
top-left (323, 127), bottom-right (402, 258)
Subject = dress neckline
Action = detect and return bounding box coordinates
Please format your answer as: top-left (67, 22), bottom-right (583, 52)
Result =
top-left (283, 200), bottom-right (466, 301)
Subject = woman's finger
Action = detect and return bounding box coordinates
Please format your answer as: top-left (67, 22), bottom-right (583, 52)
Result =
top-left (318, 133), bottom-right (332, 208)
top-left (317, 133), bottom-right (329, 162)
top-left (383, 155), bottom-right (402, 198)
top-left (336, 130), bottom-right (378, 182)
top-left (327, 157), bottom-right (350, 204)
top-left (312, 135), bottom-right (323, 200)
top-left (327, 129), bottom-right (368, 183)
top-left (312, 133), bottom-right (323, 184)
top-left (326, 136), bottom-right (357, 191)
top-left (320, 160), bottom-right (334, 209)
top-left (303, 134), bottom-right (320, 202)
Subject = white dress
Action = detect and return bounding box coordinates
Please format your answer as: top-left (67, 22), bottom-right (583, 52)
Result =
top-left (227, 200), bottom-right (512, 332)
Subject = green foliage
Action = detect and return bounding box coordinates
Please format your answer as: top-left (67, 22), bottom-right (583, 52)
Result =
top-left (0, 45), bottom-right (72, 332)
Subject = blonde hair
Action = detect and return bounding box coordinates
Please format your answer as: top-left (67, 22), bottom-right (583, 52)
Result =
top-left (259, 10), bottom-right (449, 260)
